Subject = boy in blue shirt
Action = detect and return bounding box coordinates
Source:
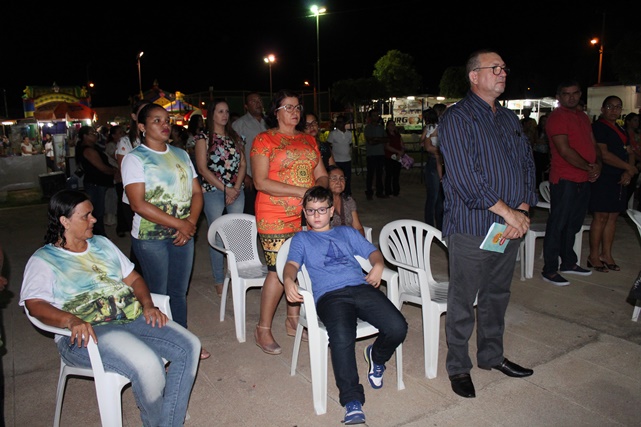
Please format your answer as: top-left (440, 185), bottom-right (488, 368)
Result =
top-left (282, 186), bottom-right (407, 425)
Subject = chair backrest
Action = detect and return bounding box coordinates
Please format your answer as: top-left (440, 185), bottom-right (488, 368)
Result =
top-left (379, 219), bottom-right (446, 299)
top-left (627, 209), bottom-right (641, 236)
top-left (207, 213), bottom-right (263, 267)
top-left (540, 180), bottom-right (551, 203)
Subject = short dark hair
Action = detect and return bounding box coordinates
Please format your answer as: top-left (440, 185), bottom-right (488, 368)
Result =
top-left (265, 89), bottom-right (304, 131)
top-left (302, 185), bottom-right (333, 209)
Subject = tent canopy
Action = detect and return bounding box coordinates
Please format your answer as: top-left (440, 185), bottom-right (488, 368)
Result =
top-left (34, 102), bottom-right (96, 121)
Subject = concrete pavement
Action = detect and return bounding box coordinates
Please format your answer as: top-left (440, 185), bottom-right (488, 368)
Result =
top-left (2, 167), bottom-right (640, 426)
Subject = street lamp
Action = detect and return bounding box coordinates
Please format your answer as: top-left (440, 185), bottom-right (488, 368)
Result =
top-left (137, 51), bottom-right (144, 99)
top-left (590, 38), bottom-right (603, 84)
top-left (263, 54), bottom-right (275, 99)
top-left (310, 5), bottom-right (326, 117)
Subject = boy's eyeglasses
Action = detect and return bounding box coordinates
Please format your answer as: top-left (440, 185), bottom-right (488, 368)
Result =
top-left (304, 206), bottom-right (330, 216)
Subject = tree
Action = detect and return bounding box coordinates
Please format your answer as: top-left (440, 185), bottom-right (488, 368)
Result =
top-left (372, 50), bottom-right (422, 98)
top-left (612, 32), bottom-right (641, 84)
top-left (331, 77), bottom-right (386, 145)
top-left (439, 66), bottom-right (469, 99)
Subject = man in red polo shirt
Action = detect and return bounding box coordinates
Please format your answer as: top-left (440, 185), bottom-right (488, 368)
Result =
top-left (542, 80), bottom-right (602, 286)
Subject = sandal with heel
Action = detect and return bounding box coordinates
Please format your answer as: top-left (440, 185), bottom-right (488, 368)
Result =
top-left (599, 258), bottom-right (620, 271)
top-left (587, 259), bottom-right (609, 273)
top-left (286, 315), bottom-right (308, 342)
top-left (254, 325), bottom-right (282, 355)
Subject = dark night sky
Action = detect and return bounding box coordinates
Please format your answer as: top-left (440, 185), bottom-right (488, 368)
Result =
top-left (0, 2), bottom-right (632, 118)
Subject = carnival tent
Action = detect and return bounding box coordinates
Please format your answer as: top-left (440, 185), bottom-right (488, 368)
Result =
top-left (33, 102), bottom-right (96, 122)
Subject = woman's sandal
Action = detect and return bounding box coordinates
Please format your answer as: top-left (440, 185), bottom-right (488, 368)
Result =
top-left (200, 348), bottom-right (211, 360)
top-left (599, 258), bottom-right (620, 271)
top-left (254, 325), bottom-right (282, 355)
top-left (215, 283), bottom-right (223, 297)
top-left (286, 315), bottom-right (308, 342)
top-left (587, 259), bottom-right (609, 273)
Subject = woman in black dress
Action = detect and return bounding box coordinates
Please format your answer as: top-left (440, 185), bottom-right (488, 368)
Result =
top-left (587, 96), bottom-right (639, 272)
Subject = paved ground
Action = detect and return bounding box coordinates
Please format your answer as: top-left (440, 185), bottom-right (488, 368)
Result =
top-left (1, 167), bottom-right (640, 426)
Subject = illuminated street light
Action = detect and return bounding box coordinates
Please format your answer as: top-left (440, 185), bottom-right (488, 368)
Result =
top-left (263, 54), bottom-right (276, 99)
top-left (137, 51), bottom-right (144, 99)
top-left (590, 38), bottom-right (603, 84)
top-left (310, 5), bottom-right (326, 117)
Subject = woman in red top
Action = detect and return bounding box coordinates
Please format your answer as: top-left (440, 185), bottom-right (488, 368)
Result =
top-left (251, 90), bottom-right (328, 354)
top-left (384, 119), bottom-right (405, 197)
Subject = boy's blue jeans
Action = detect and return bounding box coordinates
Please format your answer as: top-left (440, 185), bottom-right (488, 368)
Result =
top-left (316, 284), bottom-right (407, 406)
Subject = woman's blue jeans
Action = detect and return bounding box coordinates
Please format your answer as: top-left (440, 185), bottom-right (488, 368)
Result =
top-left (57, 315), bottom-right (200, 427)
top-left (316, 284), bottom-right (407, 406)
top-left (202, 188), bottom-right (245, 284)
top-left (132, 238), bottom-right (194, 328)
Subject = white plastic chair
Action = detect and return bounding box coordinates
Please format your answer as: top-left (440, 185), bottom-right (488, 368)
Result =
top-left (626, 209), bottom-right (641, 321)
top-left (379, 219), bottom-right (473, 379)
top-left (519, 180), bottom-right (591, 280)
top-left (207, 213), bottom-right (268, 343)
top-left (276, 237), bottom-right (404, 416)
top-left (24, 293), bottom-right (172, 427)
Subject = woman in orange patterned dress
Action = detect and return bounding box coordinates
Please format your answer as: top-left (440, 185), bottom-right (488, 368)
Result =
top-left (251, 90), bottom-right (328, 354)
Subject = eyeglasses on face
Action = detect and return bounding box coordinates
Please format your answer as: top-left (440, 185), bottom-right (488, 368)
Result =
top-left (604, 104), bottom-right (622, 111)
top-left (304, 206), bottom-right (330, 215)
top-left (276, 104), bottom-right (303, 113)
top-left (474, 66), bottom-right (510, 76)
top-left (329, 176), bottom-right (345, 182)
top-left (305, 121), bottom-right (319, 128)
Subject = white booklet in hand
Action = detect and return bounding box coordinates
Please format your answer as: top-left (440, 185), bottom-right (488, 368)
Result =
top-left (479, 222), bottom-right (508, 253)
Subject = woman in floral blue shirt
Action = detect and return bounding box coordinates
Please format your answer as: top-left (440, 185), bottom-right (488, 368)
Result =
top-left (195, 98), bottom-right (246, 296)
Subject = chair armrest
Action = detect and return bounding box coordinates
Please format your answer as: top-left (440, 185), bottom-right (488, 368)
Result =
top-left (298, 286), bottom-right (320, 331)
top-left (24, 307), bottom-right (71, 337)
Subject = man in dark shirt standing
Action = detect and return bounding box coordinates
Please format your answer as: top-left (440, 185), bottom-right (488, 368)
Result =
top-left (439, 49), bottom-right (538, 399)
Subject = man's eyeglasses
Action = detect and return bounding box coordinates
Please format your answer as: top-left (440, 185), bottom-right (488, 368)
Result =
top-left (276, 104), bottom-right (303, 113)
top-left (304, 206), bottom-right (330, 215)
top-left (329, 176), bottom-right (345, 182)
top-left (473, 66), bottom-right (510, 76)
top-left (604, 104), bottom-right (622, 111)
top-left (305, 121), bottom-right (319, 128)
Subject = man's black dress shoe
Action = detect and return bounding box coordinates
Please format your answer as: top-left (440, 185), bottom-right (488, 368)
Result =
top-left (449, 373), bottom-right (476, 398)
top-left (479, 358), bottom-right (533, 378)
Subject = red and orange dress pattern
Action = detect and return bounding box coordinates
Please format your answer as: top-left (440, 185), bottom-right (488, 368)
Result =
top-left (251, 129), bottom-right (321, 266)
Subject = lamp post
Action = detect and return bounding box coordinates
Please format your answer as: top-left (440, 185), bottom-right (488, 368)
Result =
top-left (310, 5), bottom-right (326, 117)
top-left (1, 88), bottom-right (8, 118)
top-left (590, 38), bottom-right (603, 84)
top-left (137, 51), bottom-right (144, 99)
top-left (590, 13), bottom-right (606, 85)
top-left (263, 54), bottom-right (275, 99)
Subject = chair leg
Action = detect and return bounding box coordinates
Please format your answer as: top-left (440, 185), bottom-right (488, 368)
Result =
top-left (633, 304), bottom-right (640, 322)
top-left (519, 241), bottom-right (525, 281)
top-left (573, 228), bottom-right (588, 263)
top-left (219, 276), bottom-right (230, 322)
top-left (94, 374), bottom-right (128, 427)
top-left (290, 324), bottom-right (304, 376)
top-left (395, 343), bottom-right (405, 390)
top-left (232, 285), bottom-right (246, 343)
top-left (53, 363), bottom-right (69, 427)
top-left (307, 330), bottom-right (328, 415)
top-left (424, 308), bottom-right (442, 379)
top-left (525, 233), bottom-right (536, 279)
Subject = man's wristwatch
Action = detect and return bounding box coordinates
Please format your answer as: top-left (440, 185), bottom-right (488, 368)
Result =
top-left (516, 209), bottom-right (529, 217)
